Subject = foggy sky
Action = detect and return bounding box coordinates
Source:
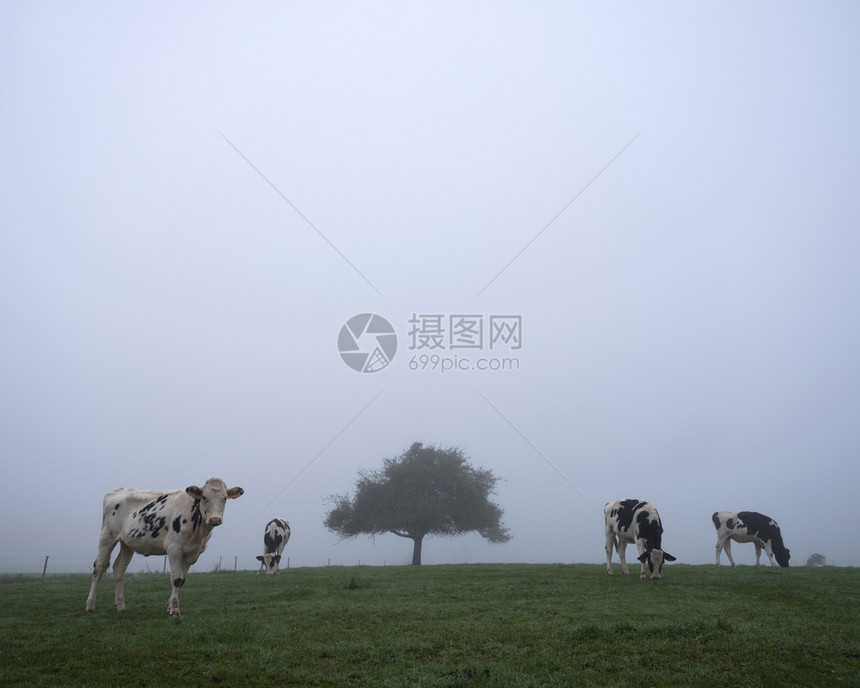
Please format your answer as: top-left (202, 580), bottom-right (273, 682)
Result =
top-left (2, 3), bottom-right (859, 575)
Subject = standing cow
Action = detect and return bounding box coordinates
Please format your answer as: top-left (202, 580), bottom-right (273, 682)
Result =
top-left (85, 478), bottom-right (244, 616)
top-left (712, 511), bottom-right (790, 567)
top-left (605, 499), bottom-right (676, 580)
top-left (256, 518), bottom-right (291, 575)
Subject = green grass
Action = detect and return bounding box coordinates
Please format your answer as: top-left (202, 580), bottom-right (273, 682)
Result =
top-left (1, 564), bottom-right (858, 687)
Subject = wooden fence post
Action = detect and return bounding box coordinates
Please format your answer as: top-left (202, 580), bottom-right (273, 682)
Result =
top-left (42, 556), bottom-right (49, 579)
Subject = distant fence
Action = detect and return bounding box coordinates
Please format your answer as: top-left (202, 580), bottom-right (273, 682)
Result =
top-left (0, 557), bottom-right (95, 576)
top-left (0, 556), bottom-right (397, 577)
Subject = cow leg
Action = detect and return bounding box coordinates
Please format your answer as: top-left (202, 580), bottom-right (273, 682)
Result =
top-left (112, 542), bottom-right (134, 612)
top-left (764, 543), bottom-right (777, 567)
top-left (635, 542), bottom-right (648, 580)
top-left (723, 540), bottom-right (736, 567)
top-left (85, 533), bottom-right (118, 613)
top-left (617, 540), bottom-right (631, 577)
top-left (166, 555), bottom-right (190, 616)
top-left (605, 532), bottom-right (616, 575)
top-left (754, 542), bottom-right (762, 567)
top-left (715, 537), bottom-right (723, 566)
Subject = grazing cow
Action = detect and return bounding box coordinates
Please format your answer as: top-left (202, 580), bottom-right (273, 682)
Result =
top-left (256, 518), bottom-right (291, 575)
top-left (605, 499), bottom-right (676, 580)
top-left (85, 478), bottom-right (244, 616)
top-left (712, 511), bottom-right (790, 568)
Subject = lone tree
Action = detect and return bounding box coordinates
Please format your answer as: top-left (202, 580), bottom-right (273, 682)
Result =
top-left (324, 442), bottom-right (511, 565)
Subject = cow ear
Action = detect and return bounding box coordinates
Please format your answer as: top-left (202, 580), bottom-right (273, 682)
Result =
top-left (256, 556), bottom-right (264, 562)
top-left (637, 552), bottom-right (648, 563)
top-left (274, 555), bottom-right (281, 563)
top-left (186, 486), bottom-right (203, 499)
top-left (227, 487), bottom-right (244, 499)
top-left (663, 552), bottom-right (677, 561)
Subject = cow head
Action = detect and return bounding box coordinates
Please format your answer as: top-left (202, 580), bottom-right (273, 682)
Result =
top-left (638, 548), bottom-right (676, 580)
top-left (776, 548), bottom-right (791, 567)
top-left (186, 478), bottom-right (244, 527)
top-left (256, 553), bottom-right (282, 573)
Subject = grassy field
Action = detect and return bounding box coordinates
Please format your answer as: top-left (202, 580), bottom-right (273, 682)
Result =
top-left (1, 563), bottom-right (858, 687)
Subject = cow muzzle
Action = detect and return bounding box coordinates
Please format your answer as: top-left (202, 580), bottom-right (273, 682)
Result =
top-left (208, 517), bottom-right (223, 527)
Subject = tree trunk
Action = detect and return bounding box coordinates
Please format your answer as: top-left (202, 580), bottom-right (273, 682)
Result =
top-left (411, 536), bottom-right (423, 566)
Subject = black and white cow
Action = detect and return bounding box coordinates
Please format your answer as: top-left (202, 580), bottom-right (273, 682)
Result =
top-left (85, 478), bottom-right (244, 616)
top-left (712, 511), bottom-right (790, 567)
top-left (605, 499), bottom-right (676, 580)
top-left (256, 518), bottom-right (291, 575)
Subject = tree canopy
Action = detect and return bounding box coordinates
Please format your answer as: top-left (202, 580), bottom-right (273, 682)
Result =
top-left (324, 442), bottom-right (511, 565)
